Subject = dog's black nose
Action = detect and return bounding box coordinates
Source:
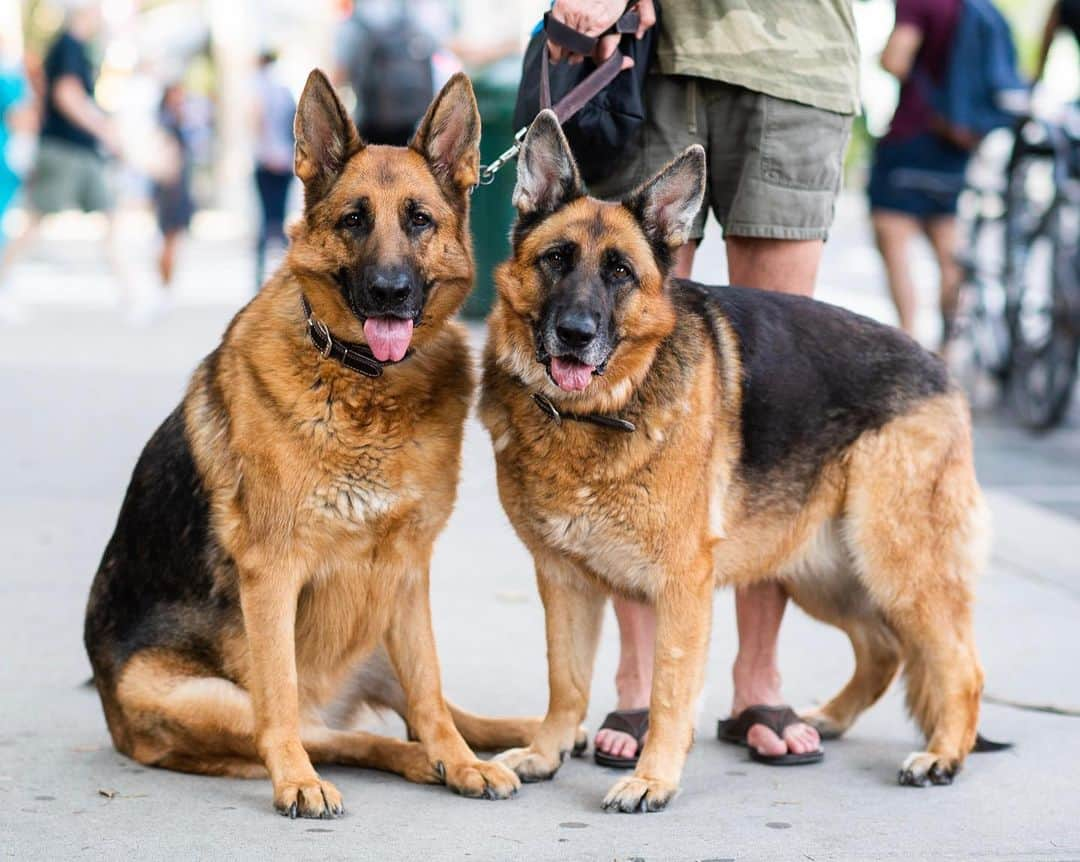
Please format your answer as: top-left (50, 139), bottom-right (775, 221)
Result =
top-left (369, 269), bottom-right (413, 309)
top-left (555, 310), bottom-right (599, 349)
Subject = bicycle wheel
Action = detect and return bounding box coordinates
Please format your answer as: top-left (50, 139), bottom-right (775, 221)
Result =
top-left (950, 203), bottom-right (1010, 410)
top-left (1008, 204), bottom-right (1080, 430)
top-left (957, 203), bottom-right (1011, 377)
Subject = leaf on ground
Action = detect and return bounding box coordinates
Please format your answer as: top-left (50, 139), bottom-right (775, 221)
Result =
top-left (97, 788), bottom-right (117, 799)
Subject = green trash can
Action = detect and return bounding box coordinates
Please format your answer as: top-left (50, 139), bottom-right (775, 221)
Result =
top-left (465, 68), bottom-right (521, 320)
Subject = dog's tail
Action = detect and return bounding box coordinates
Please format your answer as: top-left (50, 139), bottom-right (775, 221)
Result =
top-left (973, 733), bottom-right (1012, 752)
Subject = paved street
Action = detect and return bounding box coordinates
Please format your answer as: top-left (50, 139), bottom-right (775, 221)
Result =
top-left (1, 195), bottom-right (1079, 860)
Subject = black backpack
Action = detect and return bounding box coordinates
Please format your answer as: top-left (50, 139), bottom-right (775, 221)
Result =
top-left (353, 16), bottom-right (435, 136)
top-left (513, 2), bottom-right (659, 184)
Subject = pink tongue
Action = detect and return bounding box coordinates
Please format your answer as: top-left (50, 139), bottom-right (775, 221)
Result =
top-left (363, 317), bottom-right (414, 363)
top-left (550, 356), bottom-right (596, 392)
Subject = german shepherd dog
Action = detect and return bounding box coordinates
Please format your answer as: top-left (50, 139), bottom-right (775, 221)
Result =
top-left (480, 111), bottom-right (992, 812)
top-left (84, 71), bottom-right (533, 818)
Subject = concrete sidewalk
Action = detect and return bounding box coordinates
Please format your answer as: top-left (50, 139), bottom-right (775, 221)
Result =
top-left (1, 199), bottom-right (1079, 859)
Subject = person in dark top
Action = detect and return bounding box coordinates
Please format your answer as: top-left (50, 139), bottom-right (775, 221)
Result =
top-left (152, 83), bottom-right (194, 298)
top-left (0, 1), bottom-right (123, 299)
top-left (1036, 0), bottom-right (1080, 81)
top-left (869, 0), bottom-right (968, 344)
top-left (252, 51), bottom-right (295, 291)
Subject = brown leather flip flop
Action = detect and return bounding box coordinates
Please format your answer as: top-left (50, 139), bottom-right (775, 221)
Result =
top-left (593, 708), bottom-right (649, 769)
top-left (717, 705), bottom-right (824, 766)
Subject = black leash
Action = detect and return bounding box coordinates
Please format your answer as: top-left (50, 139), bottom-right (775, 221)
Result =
top-left (476, 6), bottom-right (641, 186)
top-left (300, 294), bottom-right (403, 378)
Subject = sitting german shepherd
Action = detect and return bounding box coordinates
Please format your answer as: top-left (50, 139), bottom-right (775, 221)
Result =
top-left (84, 71), bottom-right (533, 818)
top-left (480, 111), bottom-right (992, 812)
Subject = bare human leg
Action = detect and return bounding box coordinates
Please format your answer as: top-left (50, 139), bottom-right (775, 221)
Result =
top-left (159, 230), bottom-right (182, 288)
top-left (725, 235), bottom-right (824, 758)
top-left (924, 215), bottom-right (961, 347)
top-left (872, 209), bottom-right (922, 336)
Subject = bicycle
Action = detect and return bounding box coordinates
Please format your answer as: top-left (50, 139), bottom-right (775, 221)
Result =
top-left (952, 109), bottom-right (1080, 430)
top-left (1004, 111), bottom-right (1080, 430)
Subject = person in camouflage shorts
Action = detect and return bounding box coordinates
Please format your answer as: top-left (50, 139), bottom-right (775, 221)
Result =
top-left (545, 0), bottom-right (859, 769)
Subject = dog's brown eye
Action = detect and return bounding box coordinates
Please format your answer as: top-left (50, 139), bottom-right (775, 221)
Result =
top-left (410, 211), bottom-right (432, 228)
top-left (545, 250), bottom-right (565, 267)
top-left (343, 212), bottom-right (362, 228)
top-left (612, 264), bottom-right (631, 280)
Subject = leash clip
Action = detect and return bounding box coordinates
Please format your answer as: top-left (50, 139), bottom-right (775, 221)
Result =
top-left (477, 126), bottom-right (529, 187)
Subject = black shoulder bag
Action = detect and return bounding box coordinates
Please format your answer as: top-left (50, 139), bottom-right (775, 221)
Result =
top-left (511, 2), bottom-right (659, 185)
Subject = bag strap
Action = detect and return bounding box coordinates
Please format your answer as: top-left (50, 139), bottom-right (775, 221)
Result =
top-left (539, 7), bottom-right (641, 124)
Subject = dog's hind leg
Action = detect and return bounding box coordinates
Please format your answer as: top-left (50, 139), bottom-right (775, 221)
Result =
top-left (447, 704), bottom-right (566, 754)
top-left (336, 646), bottom-right (562, 756)
top-left (804, 617), bottom-right (901, 739)
top-left (113, 650), bottom-right (441, 785)
top-left (786, 571), bottom-right (902, 739)
top-left (844, 393), bottom-right (988, 786)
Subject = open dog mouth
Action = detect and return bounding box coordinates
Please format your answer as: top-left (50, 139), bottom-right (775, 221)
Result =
top-left (549, 356), bottom-right (597, 392)
top-left (362, 317), bottom-right (415, 363)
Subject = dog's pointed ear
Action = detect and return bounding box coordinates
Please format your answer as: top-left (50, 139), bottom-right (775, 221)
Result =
top-left (625, 145), bottom-right (706, 249)
top-left (513, 109), bottom-right (584, 216)
top-left (410, 72), bottom-right (482, 195)
top-left (294, 69), bottom-right (362, 206)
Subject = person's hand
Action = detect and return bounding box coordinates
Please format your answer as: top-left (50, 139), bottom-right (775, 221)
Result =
top-left (548, 0), bottom-right (656, 69)
top-left (99, 121), bottom-right (123, 159)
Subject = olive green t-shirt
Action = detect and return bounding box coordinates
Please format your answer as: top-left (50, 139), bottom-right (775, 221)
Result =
top-left (656, 0), bottom-right (861, 116)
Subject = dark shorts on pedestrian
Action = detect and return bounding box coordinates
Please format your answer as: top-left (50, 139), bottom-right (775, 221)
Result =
top-left (868, 132), bottom-right (970, 219)
top-left (589, 75), bottom-right (853, 242)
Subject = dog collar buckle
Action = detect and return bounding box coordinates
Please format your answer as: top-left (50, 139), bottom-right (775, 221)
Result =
top-left (315, 319), bottom-right (333, 359)
top-left (532, 393), bottom-right (563, 425)
top-left (300, 293), bottom-right (386, 379)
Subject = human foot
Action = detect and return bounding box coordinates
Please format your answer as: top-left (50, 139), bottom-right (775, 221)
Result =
top-left (731, 667), bottom-right (821, 760)
top-left (594, 684), bottom-right (650, 763)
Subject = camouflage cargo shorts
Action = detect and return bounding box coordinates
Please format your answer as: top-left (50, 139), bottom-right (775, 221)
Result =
top-left (590, 75), bottom-right (853, 242)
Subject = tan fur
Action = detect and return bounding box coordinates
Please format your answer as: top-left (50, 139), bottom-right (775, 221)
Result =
top-left (481, 194), bottom-right (989, 810)
top-left (90, 72), bottom-right (537, 818)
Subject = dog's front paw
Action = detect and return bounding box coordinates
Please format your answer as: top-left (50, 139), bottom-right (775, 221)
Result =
top-left (441, 758), bottom-right (520, 800)
top-left (602, 775), bottom-right (679, 813)
top-left (274, 777), bottom-right (344, 819)
top-left (898, 751), bottom-right (960, 787)
top-left (493, 745), bottom-right (564, 782)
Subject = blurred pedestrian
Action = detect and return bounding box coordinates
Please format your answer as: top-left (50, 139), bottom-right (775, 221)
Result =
top-left (0, 46), bottom-right (30, 248)
top-left (333, 0), bottom-right (439, 145)
top-left (252, 50), bottom-right (294, 290)
top-left (1036, 0), bottom-right (1080, 81)
top-left (869, 0), bottom-right (967, 343)
top-left (0, 0), bottom-right (124, 305)
top-left (133, 81), bottom-right (193, 324)
top-left (0, 41), bottom-right (33, 324)
top-left (543, 0), bottom-right (858, 770)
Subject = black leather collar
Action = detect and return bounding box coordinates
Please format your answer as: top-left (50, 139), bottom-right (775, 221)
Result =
top-left (300, 295), bottom-right (407, 378)
top-left (531, 393), bottom-right (636, 433)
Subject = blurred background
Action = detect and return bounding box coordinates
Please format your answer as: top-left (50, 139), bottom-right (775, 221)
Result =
top-left (0, 1), bottom-right (1076, 542)
top-left (1, 6), bottom-right (1079, 854)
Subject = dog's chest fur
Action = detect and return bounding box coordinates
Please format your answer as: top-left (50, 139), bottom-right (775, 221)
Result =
top-left (486, 385), bottom-right (714, 600)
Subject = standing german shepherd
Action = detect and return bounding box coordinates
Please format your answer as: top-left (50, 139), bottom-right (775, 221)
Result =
top-left (84, 71), bottom-right (533, 818)
top-left (480, 111), bottom-right (992, 812)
